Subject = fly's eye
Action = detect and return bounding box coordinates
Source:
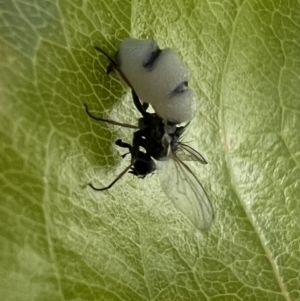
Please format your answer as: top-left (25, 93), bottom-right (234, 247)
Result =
top-left (143, 48), bottom-right (162, 70)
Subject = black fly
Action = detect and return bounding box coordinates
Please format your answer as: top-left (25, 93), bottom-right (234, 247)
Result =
top-left (85, 42), bottom-right (214, 230)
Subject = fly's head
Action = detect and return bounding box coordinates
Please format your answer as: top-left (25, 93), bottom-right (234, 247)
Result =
top-left (129, 151), bottom-right (156, 178)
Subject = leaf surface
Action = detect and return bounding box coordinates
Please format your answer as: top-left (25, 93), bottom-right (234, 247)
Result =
top-left (0, 0), bottom-right (299, 300)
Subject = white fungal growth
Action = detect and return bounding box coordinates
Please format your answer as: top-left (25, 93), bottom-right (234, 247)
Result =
top-left (117, 38), bottom-right (197, 124)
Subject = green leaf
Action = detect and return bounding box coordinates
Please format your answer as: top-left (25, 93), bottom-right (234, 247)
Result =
top-left (1, 0), bottom-right (299, 300)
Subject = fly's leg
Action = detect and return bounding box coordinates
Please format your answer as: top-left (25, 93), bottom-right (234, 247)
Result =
top-left (94, 46), bottom-right (149, 119)
top-left (84, 104), bottom-right (138, 129)
top-left (115, 139), bottom-right (132, 150)
top-left (115, 139), bottom-right (131, 159)
top-left (94, 46), bottom-right (118, 73)
top-left (131, 90), bottom-right (148, 117)
top-left (88, 161), bottom-right (135, 191)
top-left (88, 139), bottom-right (136, 192)
top-left (114, 135), bottom-right (143, 162)
top-left (95, 46), bottom-right (133, 89)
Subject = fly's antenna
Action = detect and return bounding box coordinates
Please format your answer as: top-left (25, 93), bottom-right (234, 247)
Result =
top-left (84, 104), bottom-right (138, 129)
top-left (88, 160), bottom-right (135, 191)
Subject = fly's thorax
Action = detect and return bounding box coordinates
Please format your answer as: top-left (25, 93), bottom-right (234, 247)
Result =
top-left (138, 117), bottom-right (145, 129)
top-left (144, 134), bottom-right (168, 160)
top-left (138, 112), bottom-right (168, 160)
top-left (143, 112), bottom-right (163, 128)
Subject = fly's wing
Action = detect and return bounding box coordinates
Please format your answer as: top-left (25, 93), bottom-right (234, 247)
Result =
top-left (176, 142), bottom-right (208, 164)
top-left (158, 153), bottom-right (214, 230)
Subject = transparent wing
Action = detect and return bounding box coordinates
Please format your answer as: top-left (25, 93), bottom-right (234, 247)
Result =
top-left (176, 142), bottom-right (208, 164)
top-left (158, 153), bottom-right (214, 230)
